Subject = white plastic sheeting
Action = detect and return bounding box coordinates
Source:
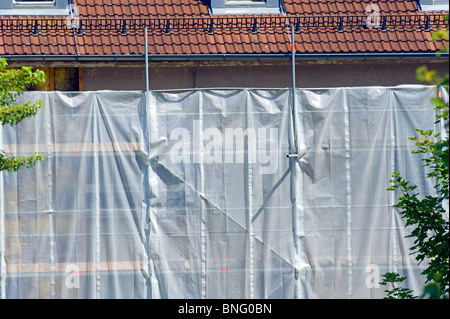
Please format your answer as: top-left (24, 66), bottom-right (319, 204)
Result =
top-left (0, 86), bottom-right (447, 299)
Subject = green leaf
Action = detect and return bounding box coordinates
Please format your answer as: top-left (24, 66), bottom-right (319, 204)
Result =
top-left (0, 57), bottom-right (46, 173)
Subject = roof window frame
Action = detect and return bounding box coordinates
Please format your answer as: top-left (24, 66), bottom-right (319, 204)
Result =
top-left (13, 0), bottom-right (56, 6)
top-left (0, 0), bottom-right (69, 16)
top-left (417, 0), bottom-right (449, 12)
top-left (209, 0), bottom-right (285, 15)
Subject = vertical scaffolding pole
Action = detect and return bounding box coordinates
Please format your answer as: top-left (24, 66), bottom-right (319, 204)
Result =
top-left (290, 24), bottom-right (298, 153)
top-left (291, 24), bottom-right (296, 97)
top-left (145, 28), bottom-right (149, 92)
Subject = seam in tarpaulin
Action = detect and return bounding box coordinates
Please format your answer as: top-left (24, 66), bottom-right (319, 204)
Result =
top-left (292, 88), bottom-right (307, 299)
top-left (343, 89), bottom-right (353, 299)
top-left (49, 212), bottom-right (55, 298)
top-left (246, 89), bottom-right (255, 299)
top-left (46, 93), bottom-right (56, 299)
top-left (290, 87), bottom-right (299, 298)
top-left (298, 91), bottom-right (309, 299)
top-left (390, 88), bottom-right (399, 276)
top-left (147, 91), bottom-right (161, 299)
top-left (93, 95), bottom-right (101, 299)
top-left (197, 92), bottom-right (207, 299)
top-left (139, 91), bottom-right (150, 295)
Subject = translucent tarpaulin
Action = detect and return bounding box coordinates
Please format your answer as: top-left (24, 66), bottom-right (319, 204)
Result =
top-left (0, 86), bottom-right (447, 299)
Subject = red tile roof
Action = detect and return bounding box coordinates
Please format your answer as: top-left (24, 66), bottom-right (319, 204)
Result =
top-left (0, 0), bottom-right (448, 58)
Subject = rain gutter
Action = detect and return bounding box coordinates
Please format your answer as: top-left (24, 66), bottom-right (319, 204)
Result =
top-left (2, 52), bottom-right (448, 63)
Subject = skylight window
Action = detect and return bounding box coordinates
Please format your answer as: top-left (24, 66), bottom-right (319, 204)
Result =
top-left (0, 0), bottom-right (69, 15)
top-left (14, 0), bottom-right (56, 5)
top-left (417, 0), bottom-right (449, 12)
top-left (225, 0), bottom-right (266, 4)
top-left (209, 0), bottom-right (285, 15)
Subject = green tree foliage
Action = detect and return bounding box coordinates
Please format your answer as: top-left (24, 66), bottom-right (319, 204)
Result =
top-left (379, 272), bottom-right (417, 299)
top-left (0, 57), bottom-right (45, 172)
top-left (381, 26), bottom-right (449, 299)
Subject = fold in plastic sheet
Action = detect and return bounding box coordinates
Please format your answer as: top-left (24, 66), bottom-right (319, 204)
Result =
top-left (0, 86), bottom-right (446, 299)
